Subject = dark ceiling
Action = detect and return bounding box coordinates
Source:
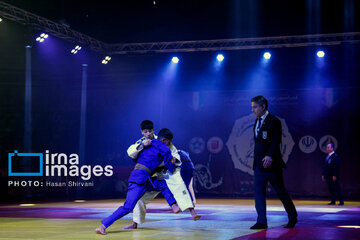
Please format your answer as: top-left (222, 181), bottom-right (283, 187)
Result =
top-left (3, 0), bottom-right (360, 43)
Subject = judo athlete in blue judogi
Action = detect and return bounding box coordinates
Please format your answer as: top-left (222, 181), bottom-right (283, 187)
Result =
top-left (123, 123), bottom-right (200, 229)
top-left (95, 138), bottom-right (176, 235)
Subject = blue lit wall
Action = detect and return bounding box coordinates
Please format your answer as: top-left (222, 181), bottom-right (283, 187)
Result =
top-left (1, 20), bottom-right (360, 202)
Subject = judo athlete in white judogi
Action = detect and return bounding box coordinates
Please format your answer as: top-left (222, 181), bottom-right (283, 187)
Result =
top-left (124, 122), bottom-right (200, 229)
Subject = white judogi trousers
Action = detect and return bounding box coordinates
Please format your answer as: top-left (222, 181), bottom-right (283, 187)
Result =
top-left (133, 168), bottom-right (193, 224)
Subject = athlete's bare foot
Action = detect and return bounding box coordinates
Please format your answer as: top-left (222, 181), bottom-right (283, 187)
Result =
top-left (95, 224), bottom-right (107, 235)
top-left (171, 203), bottom-right (181, 213)
top-left (123, 222), bottom-right (138, 229)
top-left (190, 208), bottom-right (201, 221)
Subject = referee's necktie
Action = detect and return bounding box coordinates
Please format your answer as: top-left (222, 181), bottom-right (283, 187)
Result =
top-left (256, 118), bottom-right (262, 137)
top-left (326, 155), bottom-right (331, 163)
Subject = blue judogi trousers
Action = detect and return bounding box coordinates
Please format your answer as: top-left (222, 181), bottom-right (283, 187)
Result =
top-left (180, 161), bottom-right (195, 187)
top-left (180, 161), bottom-right (195, 201)
top-left (102, 177), bottom-right (175, 228)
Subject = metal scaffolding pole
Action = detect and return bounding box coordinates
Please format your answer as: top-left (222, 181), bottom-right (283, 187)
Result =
top-left (79, 64), bottom-right (88, 163)
top-left (24, 45), bottom-right (32, 152)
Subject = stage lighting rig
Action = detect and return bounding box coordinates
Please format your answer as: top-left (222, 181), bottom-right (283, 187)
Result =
top-left (102, 56), bottom-right (111, 64)
top-left (216, 54), bottom-right (224, 62)
top-left (317, 50), bottom-right (325, 58)
top-left (36, 33), bottom-right (48, 43)
top-left (71, 45), bottom-right (82, 54)
top-left (263, 52), bottom-right (271, 60)
top-left (172, 57), bottom-right (179, 63)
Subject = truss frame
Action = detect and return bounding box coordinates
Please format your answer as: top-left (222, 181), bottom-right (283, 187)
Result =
top-left (1, 1), bottom-right (359, 55)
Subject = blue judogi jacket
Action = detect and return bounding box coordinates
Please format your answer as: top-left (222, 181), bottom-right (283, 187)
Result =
top-left (178, 150), bottom-right (195, 171)
top-left (128, 139), bottom-right (175, 185)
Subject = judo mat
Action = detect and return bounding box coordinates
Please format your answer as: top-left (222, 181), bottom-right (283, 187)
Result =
top-left (0, 199), bottom-right (359, 240)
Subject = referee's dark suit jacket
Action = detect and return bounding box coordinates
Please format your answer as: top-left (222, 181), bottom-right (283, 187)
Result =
top-left (253, 113), bottom-right (286, 171)
top-left (322, 153), bottom-right (340, 179)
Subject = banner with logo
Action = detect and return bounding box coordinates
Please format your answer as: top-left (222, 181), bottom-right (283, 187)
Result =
top-left (2, 87), bottom-right (360, 201)
top-left (161, 87), bottom-right (360, 198)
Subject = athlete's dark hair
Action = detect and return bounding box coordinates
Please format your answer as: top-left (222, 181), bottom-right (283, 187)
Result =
top-left (140, 120), bottom-right (154, 130)
top-left (158, 128), bottom-right (173, 140)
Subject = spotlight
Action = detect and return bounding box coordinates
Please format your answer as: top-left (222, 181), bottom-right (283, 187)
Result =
top-left (36, 33), bottom-right (48, 42)
top-left (0, 18), bottom-right (3, 22)
top-left (338, 226), bottom-right (360, 229)
top-left (71, 45), bottom-right (82, 54)
top-left (263, 52), bottom-right (271, 60)
top-left (216, 54), bottom-right (224, 62)
top-left (317, 50), bottom-right (325, 58)
top-left (172, 57), bottom-right (179, 63)
top-left (102, 56), bottom-right (111, 64)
